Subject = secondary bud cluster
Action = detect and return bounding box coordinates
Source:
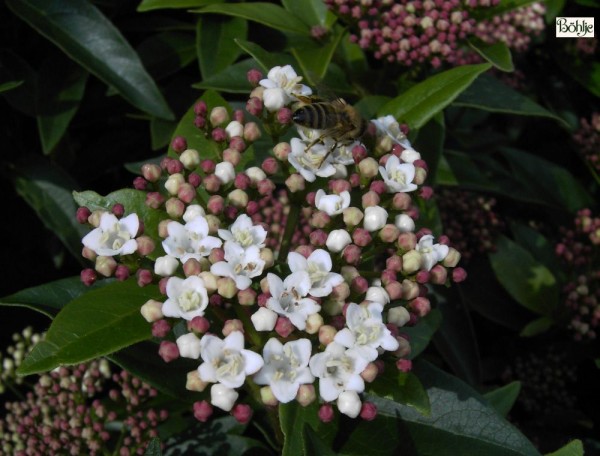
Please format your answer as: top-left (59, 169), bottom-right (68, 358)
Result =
top-left (573, 112), bottom-right (600, 174)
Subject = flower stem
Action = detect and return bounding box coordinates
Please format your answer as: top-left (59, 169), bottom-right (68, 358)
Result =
top-left (278, 202), bottom-right (300, 262)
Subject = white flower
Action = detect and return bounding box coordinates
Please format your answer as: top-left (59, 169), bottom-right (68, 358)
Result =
top-left (379, 155), bottom-right (418, 193)
top-left (162, 216), bottom-right (222, 264)
top-left (395, 214), bottom-right (415, 233)
top-left (210, 384), bottom-right (238, 411)
top-left (215, 161), bottom-right (235, 184)
top-left (176, 333), bottom-right (202, 359)
top-left (400, 148), bottom-right (421, 164)
top-left (363, 206), bottom-right (389, 232)
top-left (315, 190), bottom-right (351, 216)
top-left (288, 138), bottom-right (336, 182)
top-left (416, 234), bottom-right (449, 271)
top-left (251, 307), bottom-right (278, 332)
top-left (218, 214), bottom-right (267, 249)
top-left (371, 115), bottom-right (411, 148)
top-left (154, 255), bottom-right (179, 277)
top-left (337, 391), bottom-right (362, 418)
top-left (331, 141), bottom-right (360, 166)
top-left (259, 65), bottom-right (312, 111)
top-left (326, 229), bottom-right (352, 253)
top-left (254, 338), bottom-right (314, 403)
top-left (82, 213), bottom-right (139, 256)
top-left (334, 302), bottom-right (399, 361)
top-left (183, 204), bottom-right (205, 223)
top-left (365, 285), bottom-right (390, 305)
top-left (309, 342), bottom-right (368, 402)
top-left (198, 331), bottom-right (264, 389)
top-left (288, 249), bottom-right (344, 298)
top-left (210, 243), bottom-right (265, 290)
top-left (162, 276), bottom-right (209, 320)
top-left (225, 120), bottom-right (244, 138)
top-left (266, 272), bottom-right (321, 330)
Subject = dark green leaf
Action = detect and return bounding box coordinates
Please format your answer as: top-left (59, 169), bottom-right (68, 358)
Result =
top-left (137, 32), bottom-right (196, 81)
top-left (484, 381), bottom-right (521, 417)
top-left (545, 440), bottom-right (584, 456)
top-left (0, 277), bottom-right (112, 318)
top-left (414, 112), bottom-right (445, 184)
top-left (520, 316), bottom-right (553, 337)
top-left (0, 80), bottom-right (23, 93)
top-left (379, 63), bottom-right (491, 129)
top-left (368, 360), bottom-right (541, 456)
top-left (510, 222), bottom-right (564, 280)
top-left (434, 156), bottom-right (459, 185)
top-left (280, 401), bottom-right (337, 456)
top-left (339, 416), bottom-right (404, 456)
top-left (125, 154), bottom-right (165, 175)
top-left (14, 157), bottom-right (87, 259)
top-left (354, 96), bottom-right (391, 119)
top-left (192, 3), bottom-right (310, 35)
top-left (193, 58), bottom-right (258, 93)
top-left (544, 0), bottom-right (565, 22)
top-left (292, 28), bottom-right (345, 84)
top-left (400, 308), bottom-right (442, 359)
top-left (150, 118), bottom-right (177, 151)
top-left (197, 16), bottom-right (247, 79)
top-left (137, 0), bottom-right (222, 12)
top-left (368, 370), bottom-right (431, 416)
top-left (36, 60), bottom-right (88, 154)
top-left (18, 280), bottom-right (159, 375)
top-left (555, 55), bottom-right (600, 98)
top-left (471, 0), bottom-right (541, 20)
top-left (468, 39), bottom-right (514, 72)
top-left (144, 437), bottom-right (162, 456)
top-left (282, 0), bottom-right (327, 26)
top-left (454, 74), bottom-right (568, 125)
top-left (0, 49), bottom-right (38, 116)
top-left (7, 0), bottom-right (173, 119)
top-left (338, 38), bottom-right (368, 78)
top-left (489, 235), bottom-right (559, 316)
top-left (304, 425), bottom-right (337, 456)
top-left (234, 39), bottom-right (288, 73)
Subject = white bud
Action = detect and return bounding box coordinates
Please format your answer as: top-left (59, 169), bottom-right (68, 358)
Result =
top-left (395, 214), bottom-right (415, 233)
top-left (140, 299), bottom-right (164, 322)
top-left (176, 333), bottom-right (202, 359)
top-left (337, 391), bottom-right (362, 418)
top-left (251, 307), bottom-right (278, 331)
top-left (180, 149), bottom-right (200, 169)
top-left (245, 166), bottom-right (266, 184)
top-left (326, 229), bottom-right (352, 253)
top-left (363, 206), bottom-right (388, 232)
top-left (215, 161), bottom-right (235, 184)
top-left (225, 120), bottom-right (244, 139)
top-left (366, 286), bottom-right (390, 305)
top-left (165, 173), bottom-right (185, 195)
top-left (210, 384), bottom-right (239, 411)
top-left (183, 204), bottom-right (206, 223)
top-left (199, 271), bottom-right (218, 293)
top-left (305, 313), bottom-right (324, 334)
top-left (400, 148), bottom-right (421, 164)
top-left (388, 306), bottom-right (411, 327)
top-left (154, 255), bottom-right (179, 277)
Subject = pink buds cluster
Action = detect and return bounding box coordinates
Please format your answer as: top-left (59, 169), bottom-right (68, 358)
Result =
top-left (573, 112), bottom-right (600, 174)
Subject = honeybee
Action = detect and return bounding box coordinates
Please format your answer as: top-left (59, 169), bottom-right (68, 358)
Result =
top-left (292, 96), bottom-right (368, 155)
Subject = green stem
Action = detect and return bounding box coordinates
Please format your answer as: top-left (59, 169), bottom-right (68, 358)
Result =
top-left (278, 203), bottom-right (301, 263)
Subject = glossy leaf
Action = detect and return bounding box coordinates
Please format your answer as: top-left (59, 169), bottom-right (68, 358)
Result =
top-left (545, 440), bottom-right (584, 456)
top-left (354, 95), bottom-right (391, 119)
top-left (303, 426), bottom-right (337, 456)
top-left (18, 280), bottom-right (159, 375)
top-left (7, 0), bottom-right (173, 120)
top-left (400, 308), bottom-right (442, 359)
top-left (489, 235), bottom-right (559, 316)
top-left (137, 32), bottom-right (196, 81)
top-left (197, 16), bottom-right (247, 79)
top-left (0, 80), bottom-right (23, 93)
top-left (484, 381), bottom-right (521, 417)
top-left (282, 0), bottom-right (327, 26)
top-left (144, 438), bottom-right (162, 456)
top-left (454, 74), bottom-right (567, 125)
top-left (471, 0), bottom-right (540, 19)
top-left (555, 56), bottom-right (600, 98)
top-left (0, 49), bottom-right (38, 116)
top-left (339, 416), bottom-right (405, 456)
top-left (368, 369), bottom-right (431, 416)
top-left (292, 28), bottom-right (345, 84)
top-left (193, 58), bottom-right (259, 93)
top-left (234, 39), bottom-right (288, 73)
top-left (414, 112), bottom-right (445, 185)
top-left (544, 0), bottom-right (565, 22)
top-left (280, 401), bottom-right (337, 456)
top-left (150, 118), bottom-right (177, 151)
top-left (0, 276), bottom-right (112, 318)
top-left (520, 316), bottom-right (554, 337)
top-left (468, 39), bottom-right (514, 72)
top-left (368, 360), bottom-right (541, 456)
top-left (14, 157), bottom-right (87, 259)
top-left (510, 222), bottom-right (564, 280)
top-left (379, 63), bottom-right (491, 129)
top-left (192, 3), bottom-right (310, 35)
top-left (137, 0), bottom-right (222, 12)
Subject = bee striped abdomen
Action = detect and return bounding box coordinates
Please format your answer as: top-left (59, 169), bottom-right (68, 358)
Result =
top-left (293, 103), bottom-right (338, 130)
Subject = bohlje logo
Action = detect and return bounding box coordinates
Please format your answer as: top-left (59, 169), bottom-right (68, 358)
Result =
top-left (556, 17), bottom-right (595, 38)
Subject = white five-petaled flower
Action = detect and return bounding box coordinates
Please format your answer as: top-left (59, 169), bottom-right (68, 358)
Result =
top-left (416, 234), bottom-right (449, 271)
top-left (371, 115), bottom-right (412, 148)
top-left (254, 338), bottom-right (314, 403)
top-left (162, 216), bottom-right (222, 264)
top-left (315, 190), bottom-right (351, 216)
top-left (218, 214), bottom-right (267, 250)
top-left (288, 138), bottom-right (336, 182)
top-left (334, 302), bottom-right (399, 362)
top-left (379, 155), bottom-right (418, 193)
top-left (288, 249), bottom-right (344, 298)
top-left (162, 276), bottom-right (209, 320)
top-left (198, 331), bottom-right (264, 389)
top-left (259, 65), bottom-right (312, 111)
top-left (210, 243), bottom-right (265, 290)
top-left (266, 272), bottom-right (321, 330)
top-left (82, 213), bottom-right (139, 256)
top-left (309, 342), bottom-right (369, 402)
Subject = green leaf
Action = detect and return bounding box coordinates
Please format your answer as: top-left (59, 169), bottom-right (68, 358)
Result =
top-left (454, 74), bottom-right (568, 125)
top-left (7, 0), bottom-right (173, 120)
top-left (18, 280), bottom-right (159, 376)
top-left (137, 0), bottom-right (222, 12)
top-left (303, 426), bottom-right (337, 456)
top-left (0, 49), bottom-right (38, 116)
top-left (197, 16), bottom-right (247, 79)
top-left (400, 308), bottom-right (442, 359)
top-left (414, 112), bottom-right (445, 185)
top-left (368, 370), bottom-right (431, 416)
top-left (468, 39), bottom-right (514, 72)
top-left (544, 0), bottom-right (565, 23)
top-left (144, 438), bottom-right (162, 456)
top-left (520, 316), bottom-right (553, 337)
top-left (279, 401), bottom-right (337, 456)
top-left (36, 59), bottom-right (88, 154)
top-left (73, 189), bottom-right (169, 259)
top-left (14, 157), bottom-right (87, 259)
top-left (0, 277), bottom-right (112, 318)
top-left (434, 156), bottom-right (459, 185)
top-left (282, 0), bottom-right (327, 27)
top-left (471, 0), bottom-right (541, 20)
top-left (192, 3), bottom-right (310, 35)
top-left (0, 80), bottom-right (23, 93)
top-left (137, 32), bottom-right (197, 81)
top-left (368, 360), bottom-right (541, 456)
top-left (234, 39), bottom-right (287, 73)
top-left (339, 416), bottom-right (406, 456)
top-left (510, 222), bottom-right (564, 280)
top-left (150, 118), bottom-right (177, 151)
top-left (378, 63), bottom-right (491, 129)
top-left (545, 440), bottom-right (584, 456)
top-left (193, 58), bottom-right (259, 93)
top-left (292, 27), bottom-right (345, 84)
top-left (354, 95), bottom-right (391, 119)
top-left (489, 235), bottom-right (559, 316)
top-left (555, 55), bottom-right (600, 98)
top-left (484, 381), bottom-right (521, 417)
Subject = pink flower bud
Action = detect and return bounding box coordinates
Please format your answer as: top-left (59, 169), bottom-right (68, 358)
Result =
top-left (273, 142), bottom-right (291, 161)
top-left (276, 107), bottom-right (292, 124)
top-left (246, 97), bottom-right (263, 116)
top-left (247, 68), bottom-right (263, 86)
top-left (362, 190), bottom-right (380, 208)
top-left (193, 401), bottom-right (213, 422)
top-left (232, 403), bottom-right (252, 424)
top-left (351, 276), bottom-right (368, 295)
top-left (342, 244), bottom-right (361, 265)
top-left (330, 179), bottom-right (351, 194)
top-left (225, 147), bottom-right (243, 164)
top-left (207, 195), bottom-right (225, 215)
top-left (222, 319), bottom-right (244, 336)
top-left (145, 192), bottom-right (165, 209)
top-left (318, 325), bottom-right (337, 345)
top-left (159, 277), bottom-right (169, 295)
top-left (352, 145), bottom-right (367, 163)
top-left (136, 269), bottom-right (153, 287)
top-left (158, 341), bottom-right (179, 362)
top-left (188, 316), bottom-right (210, 334)
top-left (166, 159), bottom-right (184, 175)
top-left (257, 179), bottom-right (275, 196)
top-left (133, 176), bottom-right (148, 190)
top-left (352, 228), bottom-right (372, 247)
top-left (452, 267), bottom-right (467, 283)
top-left (379, 224), bottom-right (400, 243)
top-left (285, 173), bottom-right (305, 192)
top-left (243, 122), bottom-right (261, 142)
top-left (318, 404), bottom-right (335, 423)
top-left (194, 100), bottom-right (207, 116)
top-left (76, 206), bottom-right (91, 224)
top-left (410, 297), bottom-right (431, 317)
top-left (430, 264), bottom-right (448, 284)
top-left (234, 173), bottom-right (251, 190)
top-left (392, 192), bottom-right (412, 210)
top-left (211, 127), bottom-right (227, 142)
top-left (171, 136), bottom-right (187, 153)
top-left (141, 163), bottom-right (162, 183)
top-left (261, 157), bottom-right (279, 175)
top-left (386, 255), bottom-right (403, 271)
top-left (396, 359), bottom-right (412, 373)
top-left (360, 402), bottom-right (378, 421)
top-left (275, 316), bottom-right (294, 338)
top-left (416, 270), bottom-right (430, 284)
top-left (296, 384), bottom-right (316, 406)
top-left (115, 264), bottom-right (130, 281)
top-left (203, 174), bottom-right (221, 193)
top-left (165, 198), bottom-right (185, 219)
top-left (136, 236), bottom-right (155, 256)
top-left (331, 282), bottom-right (350, 301)
top-left (81, 268), bottom-right (97, 286)
top-left (397, 232), bottom-right (417, 251)
top-left (152, 319), bottom-right (171, 338)
top-left (183, 258), bottom-right (202, 277)
top-left (309, 229), bottom-right (328, 246)
top-left (360, 363), bottom-right (379, 383)
top-left (385, 281), bottom-right (403, 300)
top-left (210, 106), bottom-right (229, 127)
top-left (238, 288), bottom-right (257, 306)
top-left (201, 159), bottom-right (216, 174)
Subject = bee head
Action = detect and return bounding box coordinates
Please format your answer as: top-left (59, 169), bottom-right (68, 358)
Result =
top-left (292, 107), bottom-right (308, 124)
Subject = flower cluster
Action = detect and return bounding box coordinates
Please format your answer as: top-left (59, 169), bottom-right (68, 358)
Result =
top-left (0, 359), bottom-right (167, 455)
top-left (573, 112), bottom-right (600, 174)
top-left (77, 65), bottom-right (465, 422)
top-left (437, 188), bottom-right (505, 262)
top-left (0, 327), bottom-right (42, 394)
top-left (556, 209), bottom-right (600, 341)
